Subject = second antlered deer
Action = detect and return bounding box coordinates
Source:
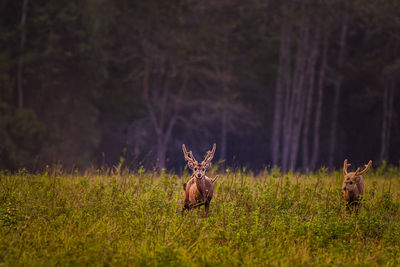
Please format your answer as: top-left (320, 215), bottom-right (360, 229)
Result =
top-left (342, 159), bottom-right (372, 213)
top-left (181, 143), bottom-right (217, 217)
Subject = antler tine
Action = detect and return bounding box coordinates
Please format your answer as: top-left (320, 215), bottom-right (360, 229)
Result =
top-left (188, 151), bottom-right (196, 162)
top-left (182, 144), bottom-right (197, 163)
top-left (356, 160), bottom-right (372, 175)
top-left (343, 159), bottom-right (351, 176)
top-left (203, 143), bottom-right (216, 163)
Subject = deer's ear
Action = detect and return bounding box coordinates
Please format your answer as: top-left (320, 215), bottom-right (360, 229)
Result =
top-left (188, 161), bottom-right (194, 170)
top-left (204, 162), bottom-right (212, 170)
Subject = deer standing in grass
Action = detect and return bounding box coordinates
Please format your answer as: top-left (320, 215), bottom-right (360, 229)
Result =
top-left (182, 143), bottom-right (217, 217)
top-left (342, 159), bottom-right (372, 213)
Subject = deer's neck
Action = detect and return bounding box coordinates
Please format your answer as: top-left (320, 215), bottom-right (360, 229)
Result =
top-left (194, 176), bottom-right (206, 196)
top-left (347, 189), bottom-right (359, 201)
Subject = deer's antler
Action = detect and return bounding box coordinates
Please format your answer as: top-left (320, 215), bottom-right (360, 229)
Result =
top-left (356, 160), bottom-right (372, 175)
top-left (182, 144), bottom-right (198, 164)
top-left (343, 159), bottom-right (351, 176)
top-left (202, 143), bottom-right (216, 164)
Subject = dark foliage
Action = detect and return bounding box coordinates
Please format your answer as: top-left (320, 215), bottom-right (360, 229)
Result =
top-left (0, 0), bottom-right (399, 171)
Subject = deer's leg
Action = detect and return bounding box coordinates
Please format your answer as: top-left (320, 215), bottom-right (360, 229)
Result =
top-left (197, 205), bottom-right (201, 216)
top-left (181, 206), bottom-right (186, 216)
top-left (354, 202), bottom-right (360, 214)
top-left (348, 202), bottom-right (358, 215)
top-left (352, 205), bottom-right (357, 214)
top-left (204, 202), bottom-right (210, 217)
top-left (346, 202), bottom-right (352, 214)
top-left (182, 201), bottom-right (190, 216)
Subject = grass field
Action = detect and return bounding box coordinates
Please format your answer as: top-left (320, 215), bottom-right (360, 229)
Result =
top-left (1, 165), bottom-right (400, 266)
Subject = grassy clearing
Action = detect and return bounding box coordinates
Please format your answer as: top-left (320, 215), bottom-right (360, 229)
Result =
top-left (1, 167), bottom-right (400, 266)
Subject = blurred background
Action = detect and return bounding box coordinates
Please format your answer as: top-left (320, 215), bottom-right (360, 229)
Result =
top-left (0, 0), bottom-right (399, 172)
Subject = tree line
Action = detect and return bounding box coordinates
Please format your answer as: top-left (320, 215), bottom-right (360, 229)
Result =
top-left (0, 0), bottom-right (399, 172)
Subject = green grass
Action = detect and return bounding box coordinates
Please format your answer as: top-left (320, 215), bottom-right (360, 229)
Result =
top-left (1, 166), bottom-right (400, 266)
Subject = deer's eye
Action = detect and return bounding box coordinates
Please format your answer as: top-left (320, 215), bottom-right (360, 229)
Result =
top-left (349, 181), bottom-right (353, 185)
top-left (202, 168), bottom-right (205, 171)
top-left (194, 167), bottom-right (197, 171)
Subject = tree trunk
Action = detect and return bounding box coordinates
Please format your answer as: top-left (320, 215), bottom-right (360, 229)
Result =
top-left (271, 25), bottom-right (290, 167)
top-left (142, 55), bottom-right (172, 172)
top-left (380, 79), bottom-right (389, 162)
top-left (17, 0), bottom-right (29, 108)
top-left (386, 81), bottom-right (395, 160)
top-left (328, 15), bottom-right (348, 170)
top-left (380, 78), bottom-right (395, 162)
top-left (220, 109), bottom-right (227, 167)
top-left (281, 27), bottom-right (295, 172)
top-left (156, 137), bottom-right (166, 171)
top-left (301, 28), bottom-right (320, 171)
top-left (310, 33), bottom-right (328, 171)
top-left (288, 21), bottom-right (310, 171)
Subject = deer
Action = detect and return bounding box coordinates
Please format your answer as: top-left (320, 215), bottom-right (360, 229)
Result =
top-left (342, 159), bottom-right (372, 213)
top-left (181, 143), bottom-right (217, 217)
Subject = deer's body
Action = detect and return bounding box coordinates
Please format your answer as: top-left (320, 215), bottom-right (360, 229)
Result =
top-left (342, 159), bottom-right (371, 213)
top-left (183, 175), bottom-right (214, 213)
top-left (342, 176), bottom-right (364, 202)
top-left (181, 144), bottom-right (216, 217)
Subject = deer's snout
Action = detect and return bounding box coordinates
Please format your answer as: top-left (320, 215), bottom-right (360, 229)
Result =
top-left (343, 187), bottom-right (347, 191)
top-left (197, 173), bottom-right (202, 178)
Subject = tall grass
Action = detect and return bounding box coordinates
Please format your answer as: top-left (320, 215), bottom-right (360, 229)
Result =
top-left (1, 167), bottom-right (400, 266)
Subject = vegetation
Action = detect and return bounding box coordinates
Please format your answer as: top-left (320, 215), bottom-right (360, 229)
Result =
top-left (1, 0), bottom-right (400, 171)
top-left (1, 167), bottom-right (400, 266)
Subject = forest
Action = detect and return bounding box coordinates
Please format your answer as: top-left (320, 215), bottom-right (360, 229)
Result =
top-left (2, 1), bottom-right (400, 265)
top-left (1, 0), bottom-right (399, 172)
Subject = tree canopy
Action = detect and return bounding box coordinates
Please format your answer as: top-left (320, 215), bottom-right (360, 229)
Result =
top-left (0, 0), bottom-right (399, 172)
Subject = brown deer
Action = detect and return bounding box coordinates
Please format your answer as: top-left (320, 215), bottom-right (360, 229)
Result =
top-left (181, 143), bottom-right (217, 217)
top-left (342, 159), bottom-right (372, 213)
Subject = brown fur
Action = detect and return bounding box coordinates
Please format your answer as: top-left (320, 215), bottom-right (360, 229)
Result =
top-left (342, 159), bottom-right (372, 213)
top-left (181, 144), bottom-right (216, 217)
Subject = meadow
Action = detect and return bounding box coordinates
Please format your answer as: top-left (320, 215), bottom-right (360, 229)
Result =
top-left (1, 165), bottom-right (400, 266)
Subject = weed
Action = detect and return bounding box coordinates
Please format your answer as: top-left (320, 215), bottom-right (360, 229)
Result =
top-left (0, 170), bottom-right (399, 265)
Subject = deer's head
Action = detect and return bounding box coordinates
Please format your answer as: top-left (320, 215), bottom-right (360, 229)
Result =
top-left (342, 159), bottom-right (372, 192)
top-left (182, 144), bottom-right (216, 179)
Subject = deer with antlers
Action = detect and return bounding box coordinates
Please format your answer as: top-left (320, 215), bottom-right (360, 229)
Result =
top-left (181, 143), bottom-right (217, 217)
top-left (342, 159), bottom-right (372, 213)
